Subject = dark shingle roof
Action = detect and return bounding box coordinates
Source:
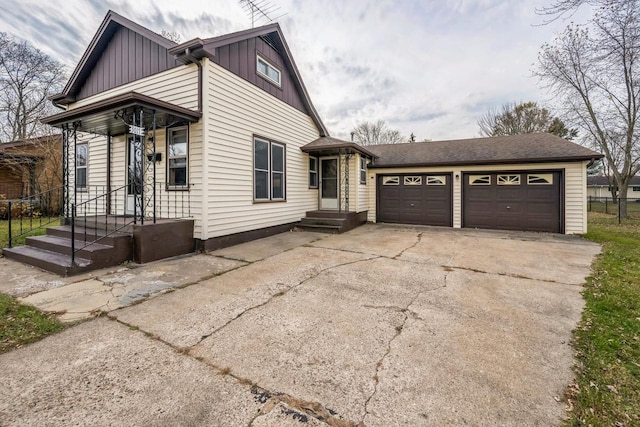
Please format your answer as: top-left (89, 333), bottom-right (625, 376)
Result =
top-left (588, 176), bottom-right (640, 186)
top-left (366, 133), bottom-right (602, 168)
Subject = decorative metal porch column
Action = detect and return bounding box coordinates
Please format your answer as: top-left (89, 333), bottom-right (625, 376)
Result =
top-left (341, 151), bottom-right (351, 213)
top-left (126, 107), bottom-right (158, 224)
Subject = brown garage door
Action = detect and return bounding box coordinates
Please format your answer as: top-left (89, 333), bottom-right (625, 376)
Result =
top-left (377, 174), bottom-right (452, 226)
top-left (463, 171), bottom-right (562, 233)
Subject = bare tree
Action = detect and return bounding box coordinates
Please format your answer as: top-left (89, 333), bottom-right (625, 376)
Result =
top-left (478, 101), bottom-right (577, 139)
top-left (0, 33), bottom-right (65, 142)
top-left (535, 1), bottom-right (640, 217)
top-left (352, 120), bottom-right (405, 145)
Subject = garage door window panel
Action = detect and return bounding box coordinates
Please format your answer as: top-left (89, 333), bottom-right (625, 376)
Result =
top-left (470, 175), bottom-right (491, 185)
top-left (528, 174), bottom-right (553, 185)
top-left (404, 176), bottom-right (422, 185)
top-left (497, 175), bottom-right (520, 185)
top-left (382, 176), bottom-right (399, 185)
top-left (426, 175), bottom-right (446, 185)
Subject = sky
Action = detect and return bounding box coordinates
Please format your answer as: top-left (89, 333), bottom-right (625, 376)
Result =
top-left (0, 0), bottom-right (594, 141)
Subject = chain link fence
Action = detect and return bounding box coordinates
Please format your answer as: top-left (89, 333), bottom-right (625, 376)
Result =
top-left (588, 196), bottom-right (640, 221)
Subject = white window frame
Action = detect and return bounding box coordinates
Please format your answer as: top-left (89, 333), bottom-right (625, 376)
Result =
top-left (360, 157), bottom-right (367, 184)
top-left (256, 54), bottom-right (282, 87)
top-left (497, 174), bottom-right (521, 185)
top-left (167, 126), bottom-right (189, 189)
top-left (75, 143), bottom-right (88, 191)
top-left (253, 137), bottom-right (286, 202)
top-left (527, 174), bottom-right (553, 185)
top-left (469, 175), bottom-right (491, 185)
top-left (404, 176), bottom-right (422, 185)
top-left (309, 156), bottom-right (318, 189)
top-left (426, 176), bottom-right (446, 186)
top-left (382, 176), bottom-right (400, 185)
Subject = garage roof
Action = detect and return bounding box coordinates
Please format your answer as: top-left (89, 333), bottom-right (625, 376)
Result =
top-left (367, 133), bottom-right (603, 168)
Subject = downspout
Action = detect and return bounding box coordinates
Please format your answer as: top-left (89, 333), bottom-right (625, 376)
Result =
top-left (183, 48), bottom-right (203, 113)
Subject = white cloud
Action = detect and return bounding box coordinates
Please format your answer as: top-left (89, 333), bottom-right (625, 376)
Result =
top-left (0, 0), bottom-right (593, 140)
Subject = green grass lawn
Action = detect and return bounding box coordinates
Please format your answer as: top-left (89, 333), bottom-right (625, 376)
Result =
top-left (0, 217), bottom-right (60, 248)
top-left (565, 212), bottom-right (640, 426)
top-left (0, 293), bottom-right (63, 353)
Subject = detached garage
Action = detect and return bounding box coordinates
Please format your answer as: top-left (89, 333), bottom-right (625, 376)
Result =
top-left (366, 133), bottom-right (603, 234)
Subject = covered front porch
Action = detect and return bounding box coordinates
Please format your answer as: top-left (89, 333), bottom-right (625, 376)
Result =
top-left (299, 136), bottom-right (375, 233)
top-left (3, 92), bottom-right (201, 275)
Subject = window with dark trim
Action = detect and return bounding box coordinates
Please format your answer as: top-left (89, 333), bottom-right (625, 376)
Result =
top-left (254, 137), bottom-right (286, 201)
top-left (309, 156), bottom-right (318, 188)
top-left (257, 55), bottom-right (281, 86)
top-left (360, 157), bottom-right (367, 184)
top-left (168, 126), bottom-right (188, 188)
top-left (76, 143), bottom-right (88, 190)
top-left (633, 186), bottom-right (640, 192)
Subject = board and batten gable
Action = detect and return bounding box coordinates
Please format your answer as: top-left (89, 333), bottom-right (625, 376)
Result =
top-left (203, 58), bottom-right (320, 238)
top-left (64, 63), bottom-right (204, 238)
top-left (367, 161), bottom-right (589, 234)
top-left (211, 35), bottom-right (308, 115)
top-left (76, 25), bottom-right (180, 101)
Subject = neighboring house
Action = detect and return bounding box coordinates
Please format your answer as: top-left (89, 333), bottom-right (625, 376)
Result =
top-left (3, 10), bottom-right (602, 275)
top-left (0, 135), bottom-right (62, 200)
top-left (587, 176), bottom-right (640, 199)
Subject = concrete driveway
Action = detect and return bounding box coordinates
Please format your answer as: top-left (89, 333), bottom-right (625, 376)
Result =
top-left (0, 225), bottom-right (600, 426)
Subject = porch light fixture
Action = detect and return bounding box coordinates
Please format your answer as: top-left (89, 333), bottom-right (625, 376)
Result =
top-left (455, 173), bottom-right (460, 180)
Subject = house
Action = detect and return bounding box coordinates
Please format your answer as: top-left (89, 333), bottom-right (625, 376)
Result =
top-left (587, 175), bottom-right (640, 199)
top-left (3, 11), bottom-right (602, 275)
top-left (0, 135), bottom-right (62, 200)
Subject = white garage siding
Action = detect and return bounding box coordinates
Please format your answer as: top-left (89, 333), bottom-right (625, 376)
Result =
top-left (203, 59), bottom-right (321, 239)
top-left (368, 161), bottom-right (589, 234)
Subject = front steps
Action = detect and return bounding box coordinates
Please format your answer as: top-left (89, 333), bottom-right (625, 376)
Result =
top-left (3, 225), bottom-right (133, 276)
top-left (298, 210), bottom-right (368, 233)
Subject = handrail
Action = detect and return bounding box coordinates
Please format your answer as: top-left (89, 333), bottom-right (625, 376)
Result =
top-left (71, 184), bottom-right (132, 264)
top-left (70, 182), bottom-right (194, 265)
top-left (4, 185), bottom-right (64, 248)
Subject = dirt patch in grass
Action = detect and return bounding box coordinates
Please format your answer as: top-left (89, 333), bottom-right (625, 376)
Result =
top-left (0, 293), bottom-right (63, 353)
top-left (564, 213), bottom-right (640, 426)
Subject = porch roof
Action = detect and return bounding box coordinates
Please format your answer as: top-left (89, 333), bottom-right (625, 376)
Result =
top-left (301, 137), bottom-right (377, 158)
top-left (42, 91), bottom-right (201, 135)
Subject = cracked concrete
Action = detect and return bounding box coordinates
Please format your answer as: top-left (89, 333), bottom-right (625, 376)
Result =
top-left (16, 254), bottom-right (245, 322)
top-left (1, 225), bottom-right (600, 426)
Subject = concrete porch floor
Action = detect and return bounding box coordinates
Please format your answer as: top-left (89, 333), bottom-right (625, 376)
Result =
top-left (0, 224), bottom-right (600, 426)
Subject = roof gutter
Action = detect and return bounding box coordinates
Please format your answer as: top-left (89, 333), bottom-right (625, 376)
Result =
top-left (182, 47), bottom-right (203, 113)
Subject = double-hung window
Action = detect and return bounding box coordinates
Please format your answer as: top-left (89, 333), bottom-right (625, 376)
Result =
top-left (168, 127), bottom-right (188, 188)
top-left (76, 143), bottom-right (88, 190)
top-left (254, 137), bottom-right (286, 201)
top-left (309, 157), bottom-right (318, 188)
top-left (360, 157), bottom-right (367, 184)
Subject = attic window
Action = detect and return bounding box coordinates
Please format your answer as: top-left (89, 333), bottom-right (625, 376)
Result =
top-left (257, 55), bottom-right (281, 86)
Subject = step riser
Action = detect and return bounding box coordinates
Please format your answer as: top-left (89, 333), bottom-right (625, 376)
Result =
top-left (300, 218), bottom-right (346, 227)
top-left (3, 249), bottom-right (74, 276)
top-left (297, 225), bottom-right (341, 234)
top-left (304, 211), bottom-right (351, 219)
top-left (46, 227), bottom-right (122, 246)
top-left (25, 237), bottom-right (108, 260)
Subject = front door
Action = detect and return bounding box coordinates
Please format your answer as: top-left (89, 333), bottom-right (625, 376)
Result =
top-left (126, 137), bottom-right (143, 215)
top-left (320, 157), bottom-right (339, 210)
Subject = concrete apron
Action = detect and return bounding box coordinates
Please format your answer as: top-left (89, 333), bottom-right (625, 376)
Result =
top-left (0, 225), bottom-right (600, 426)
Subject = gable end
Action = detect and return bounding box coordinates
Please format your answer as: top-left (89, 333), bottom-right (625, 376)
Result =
top-left (212, 35), bottom-right (308, 115)
top-left (77, 26), bottom-right (180, 101)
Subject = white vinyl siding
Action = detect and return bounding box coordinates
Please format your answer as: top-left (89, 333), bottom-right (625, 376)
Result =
top-left (204, 59), bottom-right (320, 238)
top-left (67, 64), bottom-right (199, 110)
top-left (368, 161), bottom-right (589, 234)
top-left (357, 154), bottom-right (369, 213)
